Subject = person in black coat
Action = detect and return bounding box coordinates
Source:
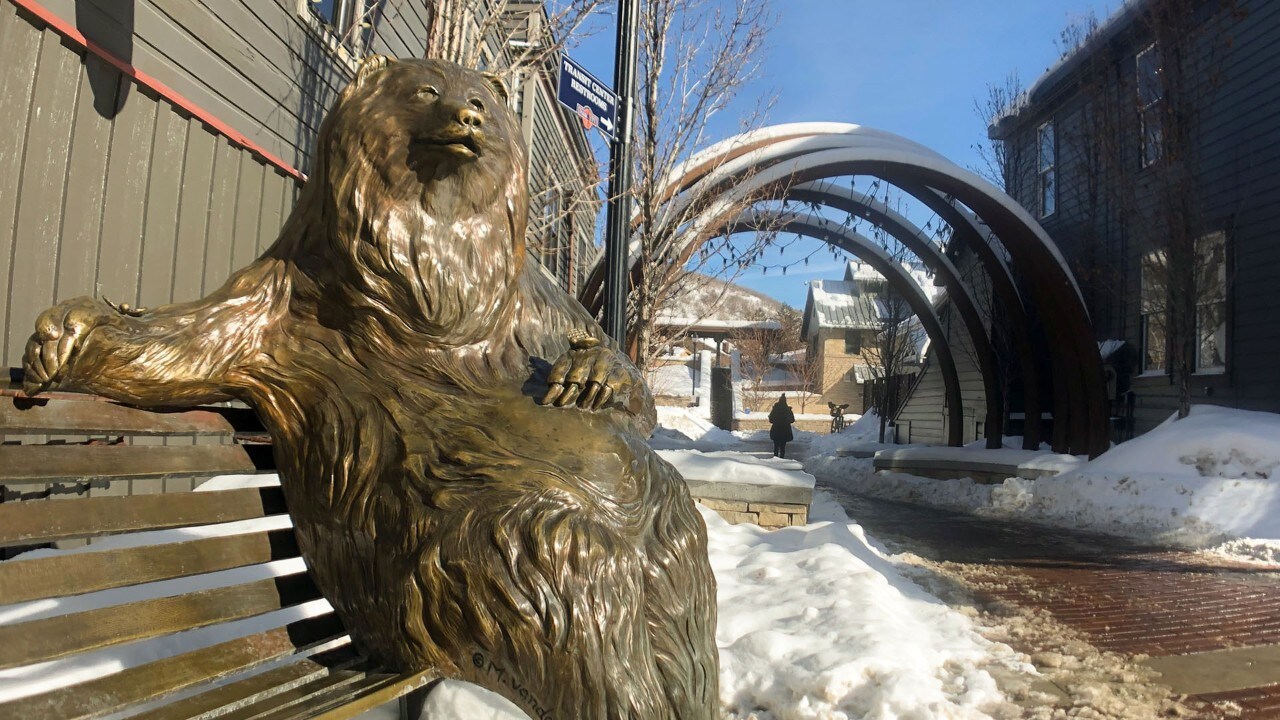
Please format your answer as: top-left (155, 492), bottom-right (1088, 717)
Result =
top-left (768, 394), bottom-right (796, 458)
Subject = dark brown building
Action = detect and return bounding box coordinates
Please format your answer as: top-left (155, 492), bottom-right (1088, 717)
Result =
top-left (987, 0), bottom-right (1279, 438)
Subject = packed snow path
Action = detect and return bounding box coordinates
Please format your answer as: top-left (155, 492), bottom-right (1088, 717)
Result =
top-left (818, 482), bottom-right (1280, 718)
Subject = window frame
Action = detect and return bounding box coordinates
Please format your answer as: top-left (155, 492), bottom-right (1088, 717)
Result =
top-left (843, 330), bottom-right (862, 355)
top-left (297, 0), bottom-right (370, 65)
top-left (1037, 120), bottom-right (1057, 218)
top-left (1193, 231), bottom-right (1228, 375)
top-left (1139, 248), bottom-right (1168, 375)
top-left (1137, 43), bottom-right (1164, 169)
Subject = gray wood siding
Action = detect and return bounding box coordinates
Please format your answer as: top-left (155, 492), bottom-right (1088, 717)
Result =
top-left (0, 5), bottom-right (298, 369)
top-left (894, 304), bottom-right (988, 445)
top-left (526, 73), bottom-right (601, 293)
top-left (895, 358), bottom-right (945, 445)
top-left (1, 0), bottom-right (601, 376)
top-left (21, 0), bottom-right (431, 175)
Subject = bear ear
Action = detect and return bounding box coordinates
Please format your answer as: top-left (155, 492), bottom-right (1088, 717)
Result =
top-left (351, 54), bottom-right (394, 92)
top-left (482, 72), bottom-right (509, 103)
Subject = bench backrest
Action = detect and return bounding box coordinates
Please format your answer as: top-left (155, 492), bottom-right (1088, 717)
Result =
top-left (0, 387), bottom-right (433, 719)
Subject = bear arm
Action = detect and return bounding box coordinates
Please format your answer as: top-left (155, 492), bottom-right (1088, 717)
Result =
top-left (60, 262), bottom-right (287, 407)
top-left (514, 267), bottom-right (657, 434)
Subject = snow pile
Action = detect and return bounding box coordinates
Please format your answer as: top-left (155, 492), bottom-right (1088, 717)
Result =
top-left (649, 406), bottom-right (746, 451)
top-left (1085, 405), bottom-right (1280, 480)
top-left (646, 363), bottom-right (695, 397)
top-left (808, 454), bottom-right (1003, 515)
top-left (811, 406), bottom-right (1280, 561)
top-left (709, 494), bottom-right (1023, 719)
top-left (875, 446), bottom-right (1082, 470)
top-left (658, 450), bottom-right (816, 489)
top-left (805, 411), bottom-right (887, 456)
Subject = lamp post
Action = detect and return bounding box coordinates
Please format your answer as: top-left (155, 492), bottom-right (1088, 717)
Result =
top-left (602, 0), bottom-right (640, 345)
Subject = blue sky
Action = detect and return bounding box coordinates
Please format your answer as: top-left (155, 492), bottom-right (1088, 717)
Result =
top-left (567, 1), bottom-right (1120, 308)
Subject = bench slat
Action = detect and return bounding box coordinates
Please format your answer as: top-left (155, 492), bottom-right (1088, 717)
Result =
top-left (0, 575), bottom-right (322, 670)
top-left (0, 396), bottom-right (237, 436)
top-left (218, 666), bottom-right (377, 720)
top-left (0, 444), bottom-right (257, 484)
top-left (0, 529), bottom-right (300, 605)
top-left (127, 647), bottom-right (362, 720)
top-left (0, 616), bottom-right (347, 720)
top-left (0, 486), bottom-right (286, 547)
top-left (252, 670), bottom-right (436, 720)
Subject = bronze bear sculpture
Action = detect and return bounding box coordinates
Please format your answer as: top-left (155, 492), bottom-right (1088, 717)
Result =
top-left (23, 56), bottom-right (718, 720)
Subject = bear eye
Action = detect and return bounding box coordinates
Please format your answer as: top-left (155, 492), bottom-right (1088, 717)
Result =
top-left (469, 98), bottom-right (485, 113)
top-left (415, 85), bottom-right (440, 100)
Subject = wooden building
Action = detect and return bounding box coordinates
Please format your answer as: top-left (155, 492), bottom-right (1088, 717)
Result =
top-left (987, 0), bottom-right (1280, 436)
top-left (0, 0), bottom-right (600, 374)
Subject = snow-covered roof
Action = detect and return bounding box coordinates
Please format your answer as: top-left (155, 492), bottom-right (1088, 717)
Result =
top-left (991, 2), bottom-right (1143, 138)
top-left (844, 261), bottom-right (884, 283)
top-left (805, 279), bottom-right (885, 333)
top-left (1099, 339), bottom-right (1126, 360)
top-left (654, 316), bottom-right (781, 330)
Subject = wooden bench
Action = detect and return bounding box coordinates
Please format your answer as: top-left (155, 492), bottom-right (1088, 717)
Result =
top-left (0, 384), bottom-right (436, 719)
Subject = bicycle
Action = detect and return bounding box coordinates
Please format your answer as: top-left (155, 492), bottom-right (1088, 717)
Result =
top-left (828, 402), bottom-right (849, 433)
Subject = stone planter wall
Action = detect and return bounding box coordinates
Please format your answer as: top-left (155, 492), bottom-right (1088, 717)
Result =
top-left (695, 498), bottom-right (809, 529)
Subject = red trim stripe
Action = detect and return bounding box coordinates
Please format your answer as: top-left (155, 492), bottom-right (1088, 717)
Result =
top-left (8, 0), bottom-right (306, 182)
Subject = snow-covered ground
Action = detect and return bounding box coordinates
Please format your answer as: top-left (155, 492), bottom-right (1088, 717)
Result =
top-left (657, 449), bottom-right (815, 488)
top-left (20, 401), bottom-right (1273, 717)
top-left (710, 493), bottom-right (1025, 719)
top-left (809, 405), bottom-right (1280, 565)
top-left (0, 404), bottom-right (1039, 720)
top-left (648, 406), bottom-right (1030, 717)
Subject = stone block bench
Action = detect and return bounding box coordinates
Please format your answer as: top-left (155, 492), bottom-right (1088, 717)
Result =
top-left (656, 450), bottom-right (815, 529)
top-left (872, 447), bottom-right (1083, 484)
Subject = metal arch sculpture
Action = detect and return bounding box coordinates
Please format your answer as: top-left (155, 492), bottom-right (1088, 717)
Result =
top-left (785, 180), bottom-right (1005, 449)
top-left (692, 132), bottom-right (1100, 455)
top-left (579, 124), bottom-right (1109, 457)
top-left (722, 210), bottom-right (965, 447)
top-left (894, 184), bottom-right (1047, 450)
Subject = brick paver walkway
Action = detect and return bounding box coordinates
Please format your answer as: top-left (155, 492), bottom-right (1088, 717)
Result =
top-left (822, 485), bottom-right (1280, 718)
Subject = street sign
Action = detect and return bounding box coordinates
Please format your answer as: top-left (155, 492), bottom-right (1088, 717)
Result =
top-left (557, 54), bottom-right (618, 141)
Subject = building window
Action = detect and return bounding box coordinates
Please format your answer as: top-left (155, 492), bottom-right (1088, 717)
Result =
top-left (1137, 43), bottom-right (1164, 168)
top-left (844, 331), bottom-right (862, 355)
top-left (1140, 249), bottom-right (1167, 374)
top-left (303, 0), bottom-right (370, 53)
top-left (1195, 232), bottom-right (1227, 373)
top-left (542, 187), bottom-right (562, 273)
top-left (1038, 121), bottom-right (1056, 217)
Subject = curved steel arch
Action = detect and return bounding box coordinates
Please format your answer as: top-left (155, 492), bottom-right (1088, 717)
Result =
top-left (647, 131), bottom-right (1099, 454)
top-left (784, 180), bottom-right (1005, 448)
top-left (582, 125), bottom-right (1108, 456)
top-left (895, 183), bottom-right (1047, 450)
top-left (723, 210), bottom-right (964, 446)
top-left (669, 145), bottom-right (1103, 456)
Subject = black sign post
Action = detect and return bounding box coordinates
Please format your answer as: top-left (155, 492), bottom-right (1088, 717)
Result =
top-left (600, 0), bottom-right (640, 346)
top-left (555, 3), bottom-right (639, 346)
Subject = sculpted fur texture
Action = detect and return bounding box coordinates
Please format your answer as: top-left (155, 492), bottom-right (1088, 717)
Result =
top-left (23, 57), bottom-right (718, 719)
